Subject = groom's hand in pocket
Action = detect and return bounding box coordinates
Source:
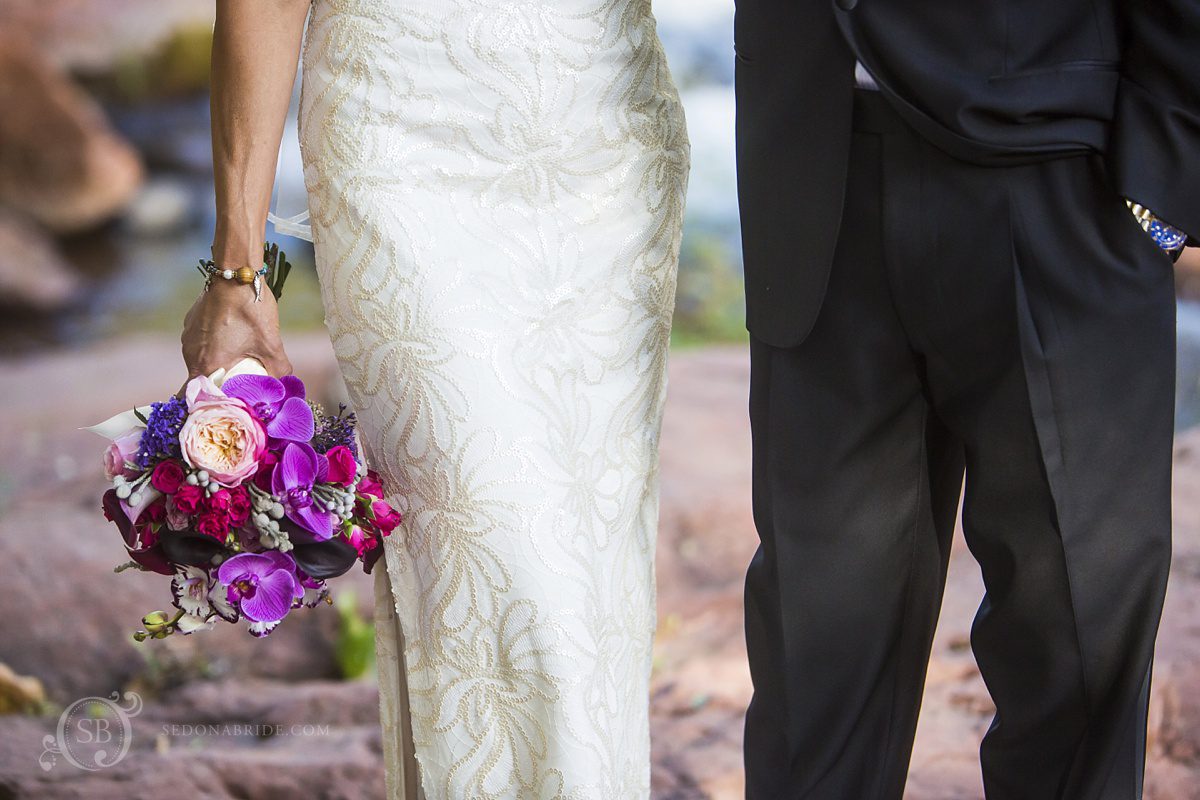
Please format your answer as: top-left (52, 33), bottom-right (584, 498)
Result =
top-left (180, 277), bottom-right (293, 396)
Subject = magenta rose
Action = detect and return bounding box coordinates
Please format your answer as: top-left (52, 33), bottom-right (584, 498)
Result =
top-left (150, 460), bottom-right (186, 494)
top-left (205, 488), bottom-right (232, 514)
top-left (371, 500), bottom-right (402, 533)
top-left (359, 471), bottom-right (384, 499)
top-left (347, 524), bottom-right (371, 557)
top-left (325, 445), bottom-right (357, 487)
top-left (196, 512), bottom-right (230, 541)
top-left (254, 449), bottom-right (281, 492)
top-left (228, 487), bottom-right (252, 525)
top-left (143, 499), bottom-right (167, 524)
top-left (179, 376), bottom-right (268, 487)
top-left (172, 484), bottom-right (204, 515)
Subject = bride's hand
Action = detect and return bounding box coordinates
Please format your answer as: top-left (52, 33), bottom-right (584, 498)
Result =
top-left (180, 277), bottom-right (293, 391)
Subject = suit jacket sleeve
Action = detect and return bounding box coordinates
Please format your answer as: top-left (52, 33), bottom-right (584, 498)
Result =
top-left (1107, 0), bottom-right (1200, 241)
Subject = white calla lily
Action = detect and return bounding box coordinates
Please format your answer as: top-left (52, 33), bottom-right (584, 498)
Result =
top-left (209, 357), bottom-right (269, 388)
top-left (82, 406), bottom-right (153, 441)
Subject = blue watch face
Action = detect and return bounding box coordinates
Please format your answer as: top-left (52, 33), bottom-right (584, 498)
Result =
top-left (1149, 220), bottom-right (1188, 252)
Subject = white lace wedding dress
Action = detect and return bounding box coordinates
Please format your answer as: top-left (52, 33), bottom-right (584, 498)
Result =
top-left (287, 1), bottom-right (689, 797)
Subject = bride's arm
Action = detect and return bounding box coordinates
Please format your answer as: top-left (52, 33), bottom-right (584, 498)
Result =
top-left (211, 0), bottom-right (310, 267)
top-left (181, 0), bottom-right (311, 382)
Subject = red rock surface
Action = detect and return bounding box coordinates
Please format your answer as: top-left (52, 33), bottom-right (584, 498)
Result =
top-left (0, 36), bottom-right (144, 233)
top-left (1, 337), bottom-right (1198, 798)
top-left (0, 209), bottom-right (81, 310)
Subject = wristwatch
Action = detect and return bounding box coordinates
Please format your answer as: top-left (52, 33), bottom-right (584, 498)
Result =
top-left (1126, 199), bottom-right (1188, 258)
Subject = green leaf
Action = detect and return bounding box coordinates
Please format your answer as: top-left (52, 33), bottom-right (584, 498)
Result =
top-left (262, 242), bottom-right (294, 301)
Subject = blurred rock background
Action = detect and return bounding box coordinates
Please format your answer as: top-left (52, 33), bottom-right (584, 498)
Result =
top-left (1, 1), bottom-right (1198, 798)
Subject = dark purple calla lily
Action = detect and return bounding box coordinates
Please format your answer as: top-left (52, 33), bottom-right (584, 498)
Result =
top-left (291, 534), bottom-right (359, 579)
top-left (270, 442), bottom-right (333, 540)
top-left (159, 530), bottom-right (226, 568)
top-left (102, 489), bottom-right (173, 575)
top-left (221, 374), bottom-right (314, 444)
top-left (217, 551), bottom-right (304, 624)
top-left (363, 543), bottom-right (386, 574)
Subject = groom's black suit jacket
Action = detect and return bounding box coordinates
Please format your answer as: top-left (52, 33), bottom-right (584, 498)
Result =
top-left (735, 0), bottom-right (1200, 347)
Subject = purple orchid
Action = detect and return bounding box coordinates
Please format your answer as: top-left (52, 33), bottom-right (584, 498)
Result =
top-left (221, 374), bottom-right (314, 444)
top-left (217, 551), bottom-right (305, 629)
top-left (297, 571), bottom-right (329, 608)
top-left (271, 441), bottom-right (333, 540)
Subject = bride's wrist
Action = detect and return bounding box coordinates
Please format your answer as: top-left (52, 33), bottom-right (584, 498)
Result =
top-left (211, 225), bottom-right (265, 268)
top-left (210, 244), bottom-right (264, 269)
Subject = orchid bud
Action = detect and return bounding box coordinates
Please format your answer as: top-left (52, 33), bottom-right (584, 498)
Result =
top-left (141, 611), bottom-right (171, 634)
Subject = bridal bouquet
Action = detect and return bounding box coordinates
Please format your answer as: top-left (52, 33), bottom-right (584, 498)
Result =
top-left (86, 359), bottom-right (399, 639)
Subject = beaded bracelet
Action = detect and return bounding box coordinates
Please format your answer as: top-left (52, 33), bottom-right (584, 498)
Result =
top-left (197, 260), bottom-right (270, 301)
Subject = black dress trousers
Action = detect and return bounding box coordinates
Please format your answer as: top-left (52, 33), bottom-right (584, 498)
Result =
top-left (743, 90), bottom-right (1176, 799)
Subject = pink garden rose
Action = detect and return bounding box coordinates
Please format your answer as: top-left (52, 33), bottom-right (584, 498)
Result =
top-left (325, 445), bottom-right (357, 486)
top-left (103, 429), bottom-right (143, 480)
top-left (179, 377), bottom-right (267, 487)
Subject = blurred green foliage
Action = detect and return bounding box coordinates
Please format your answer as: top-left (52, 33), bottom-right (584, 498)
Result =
top-left (334, 589), bottom-right (376, 681)
top-left (671, 232), bottom-right (747, 347)
top-left (83, 23), bottom-right (214, 104)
